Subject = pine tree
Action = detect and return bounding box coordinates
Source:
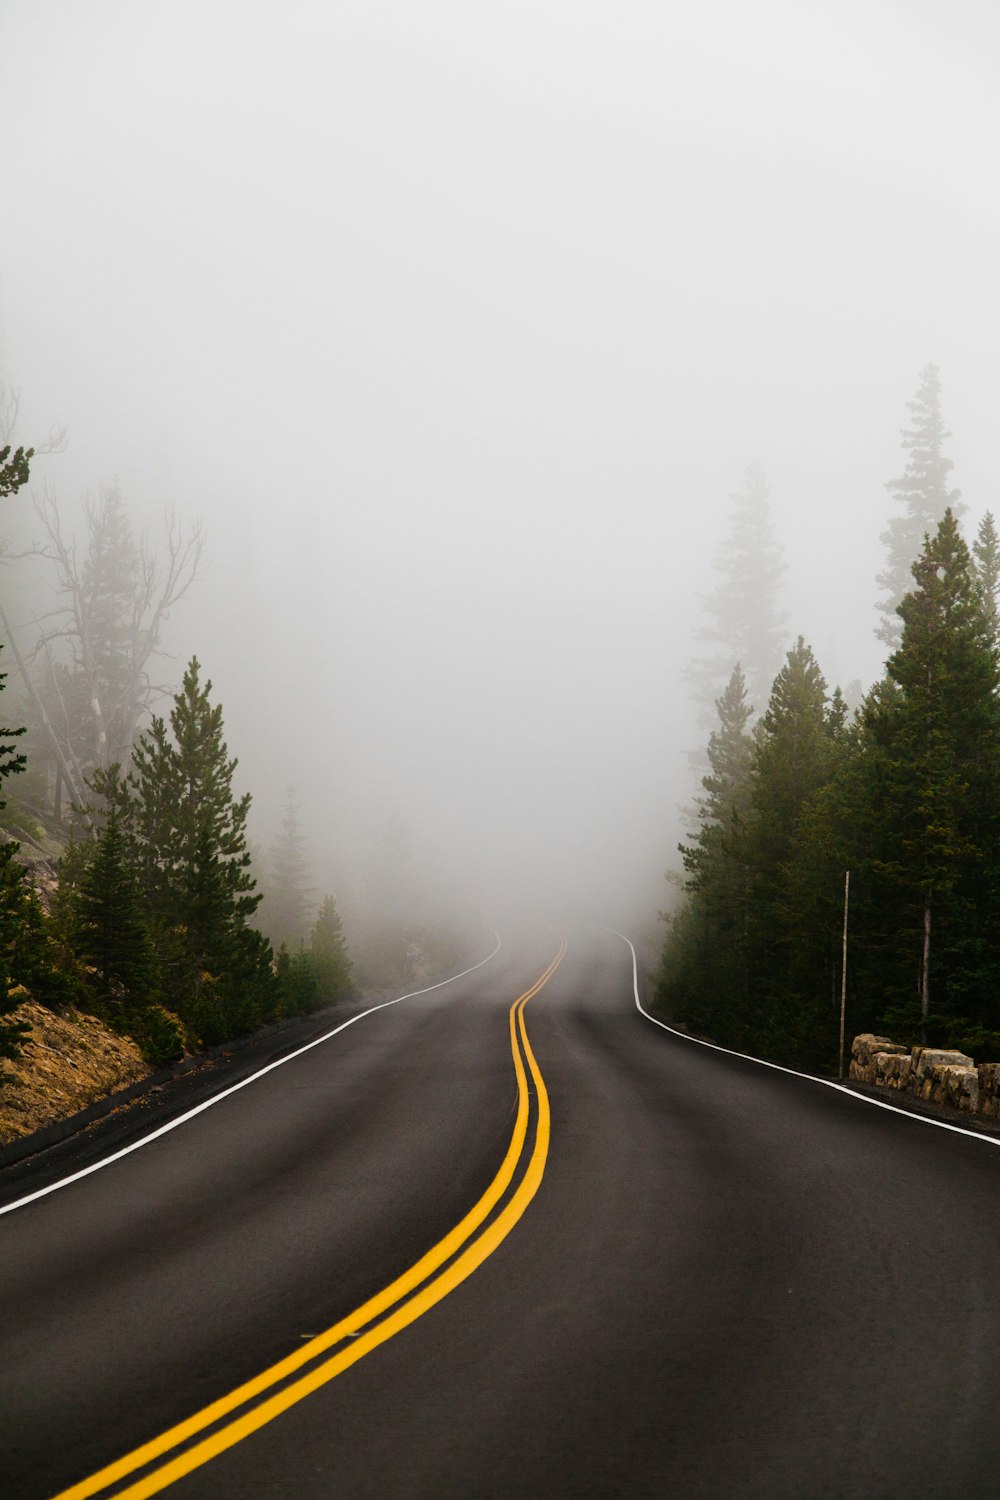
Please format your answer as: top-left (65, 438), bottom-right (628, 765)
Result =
top-left (0, 655), bottom-right (26, 792)
top-left (262, 786), bottom-right (314, 952)
top-left (666, 642), bottom-right (845, 1065)
top-left (869, 509), bottom-right (1000, 1039)
top-left (750, 638), bottom-right (836, 869)
top-left (310, 895), bottom-right (354, 1004)
top-left (74, 765), bottom-right (158, 1015)
top-left (0, 646), bottom-right (31, 1064)
top-left (129, 658), bottom-right (276, 1042)
top-left (691, 461), bottom-right (787, 721)
top-left (662, 667), bottom-right (755, 1042)
top-left (275, 942), bottom-right (320, 1017)
top-left (741, 638), bottom-right (845, 1062)
top-left (877, 364), bottom-right (961, 646)
top-left (681, 665), bottom-right (754, 889)
top-left (973, 511), bottom-right (1000, 637)
top-left (0, 443), bottom-right (32, 498)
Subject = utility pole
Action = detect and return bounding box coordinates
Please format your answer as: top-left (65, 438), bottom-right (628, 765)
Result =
top-left (839, 870), bottom-right (850, 1078)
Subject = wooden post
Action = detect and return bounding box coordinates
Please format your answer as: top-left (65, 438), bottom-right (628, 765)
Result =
top-left (920, 896), bottom-right (931, 1045)
top-left (839, 870), bottom-right (850, 1079)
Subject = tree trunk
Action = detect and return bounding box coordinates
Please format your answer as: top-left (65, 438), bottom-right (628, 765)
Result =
top-left (920, 894), bottom-right (932, 1044)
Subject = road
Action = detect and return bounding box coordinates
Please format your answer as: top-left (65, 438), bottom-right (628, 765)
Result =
top-left (4, 924), bottom-right (1000, 1499)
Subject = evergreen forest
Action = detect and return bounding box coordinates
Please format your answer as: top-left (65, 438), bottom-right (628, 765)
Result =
top-left (660, 365), bottom-right (1000, 1073)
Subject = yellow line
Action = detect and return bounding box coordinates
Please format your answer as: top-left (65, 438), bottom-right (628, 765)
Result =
top-left (53, 939), bottom-right (564, 1500)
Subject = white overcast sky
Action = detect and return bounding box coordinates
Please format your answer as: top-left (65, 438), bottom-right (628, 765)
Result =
top-left (3, 0), bottom-right (999, 925)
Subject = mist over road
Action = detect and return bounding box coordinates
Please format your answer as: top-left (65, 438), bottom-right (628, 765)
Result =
top-left (4, 927), bottom-right (1000, 1499)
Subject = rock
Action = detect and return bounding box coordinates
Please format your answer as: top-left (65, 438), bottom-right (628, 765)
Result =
top-left (910, 1048), bottom-right (974, 1087)
top-left (851, 1034), bottom-right (907, 1081)
top-left (852, 1034), bottom-right (988, 1117)
top-left (949, 1067), bottom-right (979, 1113)
top-left (926, 1064), bottom-right (979, 1112)
top-left (977, 1063), bottom-right (1000, 1119)
top-left (874, 1051), bottom-right (912, 1090)
top-left (852, 1033), bottom-right (898, 1062)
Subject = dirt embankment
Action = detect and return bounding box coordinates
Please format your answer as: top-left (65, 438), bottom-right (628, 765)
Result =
top-left (0, 996), bottom-right (151, 1144)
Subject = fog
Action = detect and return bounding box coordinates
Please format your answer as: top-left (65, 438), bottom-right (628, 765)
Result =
top-left (3, 0), bottom-right (1000, 938)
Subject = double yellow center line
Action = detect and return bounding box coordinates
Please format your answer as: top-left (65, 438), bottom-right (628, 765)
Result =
top-left (54, 938), bottom-right (566, 1500)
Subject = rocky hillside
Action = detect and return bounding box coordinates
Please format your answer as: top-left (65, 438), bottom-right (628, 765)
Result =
top-left (0, 995), bottom-right (151, 1144)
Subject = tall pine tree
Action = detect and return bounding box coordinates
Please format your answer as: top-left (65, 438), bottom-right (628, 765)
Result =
top-left (973, 511), bottom-right (1000, 638)
top-left (691, 461), bottom-right (787, 722)
top-left (867, 510), bottom-right (1000, 1040)
top-left (310, 895), bottom-right (354, 1004)
top-left (741, 638), bottom-right (844, 1063)
top-left (262, 786), bottom-right (314, 952)
top-left (128, 658), bottom-right (276, 1043)
top-left (662, 666), bottom-right (755, 1042)
top-left (74, 764), bottom-right (158, 1018)
top-left (877, 364), bottom-right (961, 646)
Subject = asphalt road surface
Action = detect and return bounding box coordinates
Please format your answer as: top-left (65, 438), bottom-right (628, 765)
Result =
top-left (5, 924), bottom-right (1000, 1499)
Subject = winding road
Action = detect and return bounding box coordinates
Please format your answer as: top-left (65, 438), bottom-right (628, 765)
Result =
top-left (4, 925), bottom-right (1000, 1498)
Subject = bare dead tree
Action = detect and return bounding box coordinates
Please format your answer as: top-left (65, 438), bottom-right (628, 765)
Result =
top-left (0, 380), bottom-right (67, 456)
top-left (0, 382), bottom-right (20, 448)
top-left (0, 598), bottom-right (91, 825)
top-left (11, 481), bottom-right (203, 807)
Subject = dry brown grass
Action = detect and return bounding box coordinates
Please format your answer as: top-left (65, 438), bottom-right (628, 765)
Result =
top-left (0, 995), bottom-right (151, 1143)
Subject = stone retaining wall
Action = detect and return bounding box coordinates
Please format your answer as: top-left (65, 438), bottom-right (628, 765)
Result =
top-left (850, 1033), bottom-right (994, 1117)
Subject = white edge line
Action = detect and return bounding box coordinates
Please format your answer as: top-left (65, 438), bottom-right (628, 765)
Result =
top-left (0, 930), bottom-right (504, 1217)
top-left (612, 930), bottom-right (1000, 1149)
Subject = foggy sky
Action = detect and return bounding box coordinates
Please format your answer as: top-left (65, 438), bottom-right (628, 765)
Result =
top-left (3, 0), bottom-right (1000, 930)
